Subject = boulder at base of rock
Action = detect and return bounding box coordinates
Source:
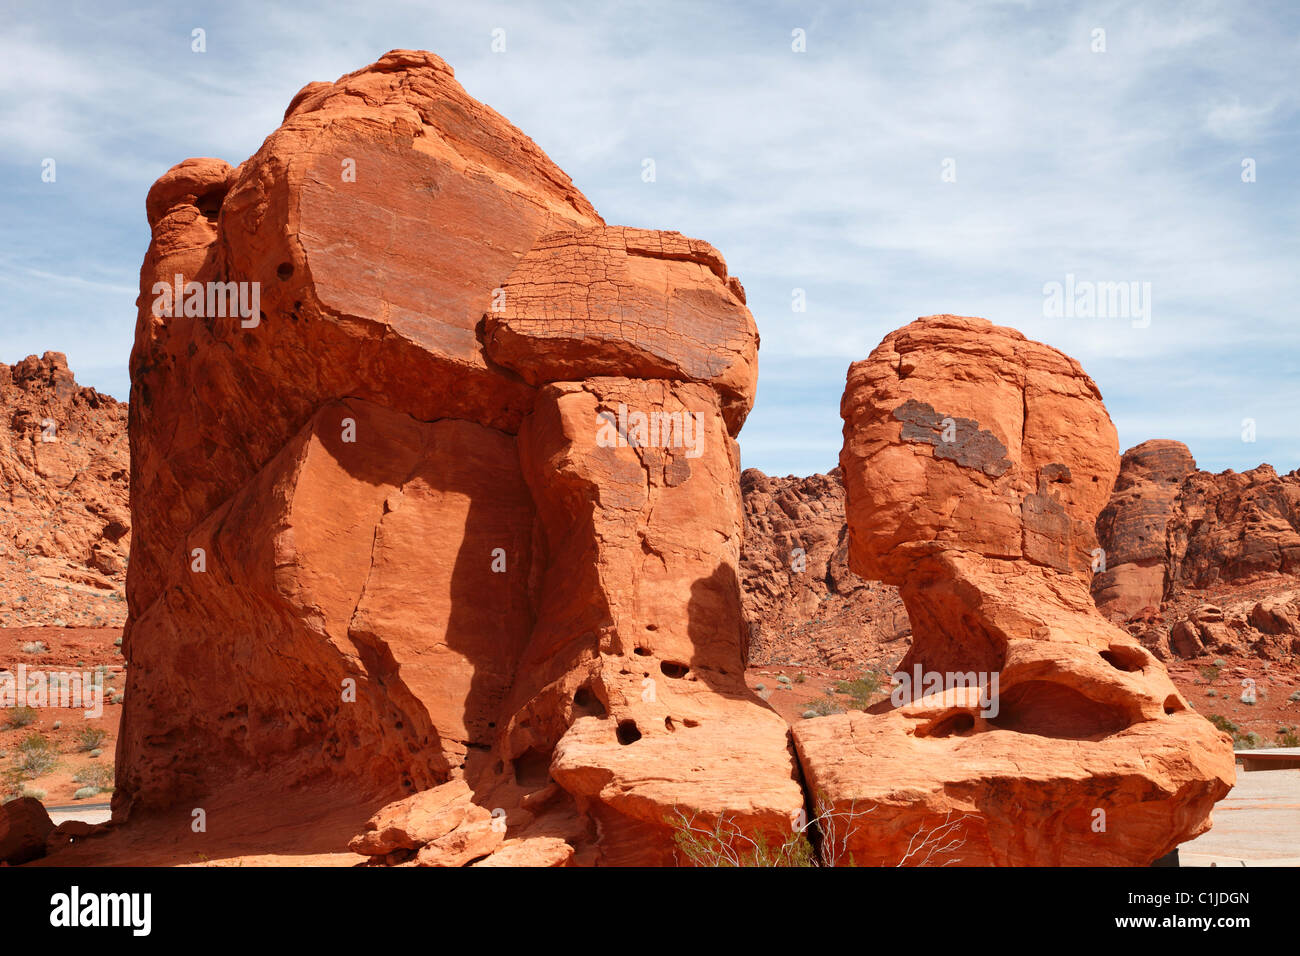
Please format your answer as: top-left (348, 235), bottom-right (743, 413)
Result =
top-left (1, 797), bottom-right (54, 865)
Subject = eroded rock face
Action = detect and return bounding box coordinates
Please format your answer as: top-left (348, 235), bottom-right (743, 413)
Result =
top-left (1092, 439), bottom-right (1300, 658)
top-left (793, 315), bottom-right (1234, 866)
top-left (739, 468), bottom-right (908, 668)
top-left (1091, 440), bottom-right (1197, 619)
top-left (1172, 466), bottom-right (1300, 588)
top-left (121, 50), bottom-right (795, 866)
top-left (0, 353), bottom-right (129, 627)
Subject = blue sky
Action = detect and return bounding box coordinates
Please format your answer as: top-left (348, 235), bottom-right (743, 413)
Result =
top-left (2, 0), bottom-right (1297, 477)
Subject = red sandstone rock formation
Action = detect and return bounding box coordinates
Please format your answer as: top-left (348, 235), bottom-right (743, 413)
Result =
top-left (1093, 439), bottom-right (1300, 659)
top-left (0, 353), bottom-right (129, 627)
top-left (792, 315), bottom-right (1234, 866)
top-left (119, 50), bottom-right (800, 866)
top-left (1092, 439), bottom-right (1197, 619)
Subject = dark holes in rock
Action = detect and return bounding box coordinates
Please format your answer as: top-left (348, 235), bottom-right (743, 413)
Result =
top-left (634, 646), bottom-right (651, 656)
top-left (922, 711), bottom-right (976, 738)
top-left (989, 681), bottom-right (1130, 739)
top-left (1100, 644), bottom-right (1146, 673)
top-left (616, 719), bottom-right (642, 745)
top-left (572, 684), bottom-right (606, 717)
top-left (195, 188), bottom-right (224, 223)
top-left (1164, 695), bottom-right (1184, 715)
top-left (660, 661), bottom-right (689, 679)
top-left (664, 716), bottom-right (675, 732)
top-left (683, 718), bottom-right (699, 728)
top-left (276, 261), bottom-right (294, 280)
top-left (512, 747), bottom-right (552, 788)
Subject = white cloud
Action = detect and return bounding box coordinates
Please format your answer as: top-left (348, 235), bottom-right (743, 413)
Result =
top-left (0, 0), bottom-right (1297, 475)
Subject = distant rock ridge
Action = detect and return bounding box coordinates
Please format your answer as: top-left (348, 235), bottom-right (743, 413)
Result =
top-left (1092, 438), bottom-right (1300, 660)
top-left (741, 439), bottom-right (1300, 666)
top-left (0, 351), bottom-right (129, 627)
top-left (739, 466), bottom-right (907, 669)
top-left (1094, 438), bottom-right (1300, 613)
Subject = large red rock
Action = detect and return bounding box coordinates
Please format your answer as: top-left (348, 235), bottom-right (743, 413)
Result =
top-left (120, 50), bottom-right (788, 866)
top-left (506, 378), bottom-right (801, 864)
top-left (117, 399), bottom-right (534, 807)
top-left (0, 796), bottom-right (54, 865)
top-left (1092, 440), bottom-right (1197, 619)
top-left (792, 315), bottom-right (1234, 866)
top-left (127, 50), bottom-right (600, 617)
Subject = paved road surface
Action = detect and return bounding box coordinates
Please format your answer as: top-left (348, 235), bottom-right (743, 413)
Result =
top-left (1181, 768), bottom-right (1300, 866)
top-left (46, 802), bottom-right (111, 826)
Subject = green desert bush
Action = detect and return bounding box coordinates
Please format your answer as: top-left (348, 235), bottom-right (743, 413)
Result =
top-left (1208, 714), bottom-right (1238, 735)
top-left (73, 764), bottom-right (114, 791)
top-left (1207, 714), bottom-right (1270, 750)
top-left (12, 734), bottom-right (56, 778)
top-left (669, 807), bottom-right (815, 867)
top-left (4, 706), bottom-right (38, 729)
top-left (75, 727), bottom-right (107, 751)
top-left (803, 694), bottom-right (845, 718)
top-left (833, 671), bottom-right (885, 710)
